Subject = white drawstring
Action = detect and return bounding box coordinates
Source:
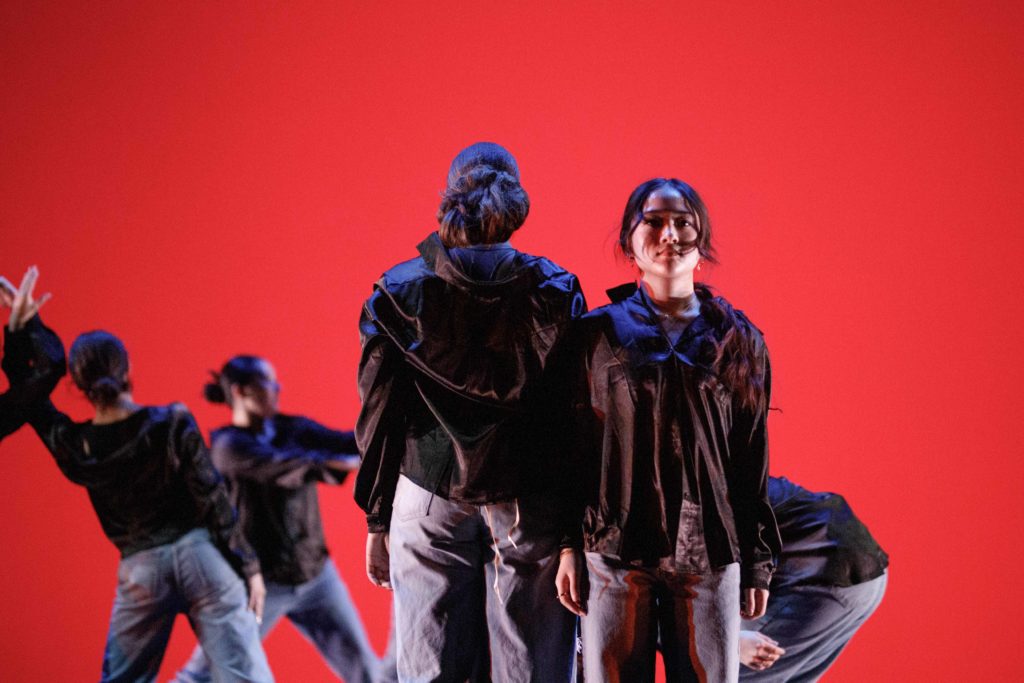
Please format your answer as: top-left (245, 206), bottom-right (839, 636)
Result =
top-left (482, 498), bottom-right (521, 605)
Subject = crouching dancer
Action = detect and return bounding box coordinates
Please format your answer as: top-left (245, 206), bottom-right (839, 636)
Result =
top-left (738, 476), bottom-right (888, 681)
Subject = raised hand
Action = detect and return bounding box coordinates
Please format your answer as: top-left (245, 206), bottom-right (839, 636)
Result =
top-left (4, 266), bottom-right (52, 332)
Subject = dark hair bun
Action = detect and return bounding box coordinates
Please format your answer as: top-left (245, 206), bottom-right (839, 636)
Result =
top-left (87, 376), bottom-right (126, 408)
top-left (203, 373), bottom-right (228, 404)
top-left (437, 163), bottom-right (529, 247)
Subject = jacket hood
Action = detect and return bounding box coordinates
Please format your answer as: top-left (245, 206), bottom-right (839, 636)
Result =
top-left (363, 233), bottom-right (583, 408)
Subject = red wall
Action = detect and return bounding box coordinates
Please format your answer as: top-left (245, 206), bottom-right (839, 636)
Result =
top-left (1, 2), bottom-right (1020, 680)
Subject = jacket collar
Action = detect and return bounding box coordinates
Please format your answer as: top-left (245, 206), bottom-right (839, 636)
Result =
top-left (417, 232), bottom-right (537, 292)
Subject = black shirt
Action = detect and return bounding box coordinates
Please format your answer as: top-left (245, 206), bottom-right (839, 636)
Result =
top-left (28, 401), bottom-right (260, 578)
top-left (574, 283), bottom-right (780, 589)
top-left (768, 476), bottom-right (889, 590)
top-left (210, 413), bottom-right (358, 585)
top-left (355, 233), bottom-right (586, 532)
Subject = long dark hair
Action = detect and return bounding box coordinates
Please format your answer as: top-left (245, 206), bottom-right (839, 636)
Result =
top-left (204, 355), bottom-right (266, 405)
top-left (436, 142), bottom-right (530, 247)
top-left (694, 283), bottom-right (768, 414)
top-left (621, 178), bottom-right (765, 412)
top-left (69, 331), bottom-right (131, 408)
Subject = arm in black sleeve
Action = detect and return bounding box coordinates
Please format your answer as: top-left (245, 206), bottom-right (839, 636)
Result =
top-left (728, 348), bottom-right (782, 590)
top-left (1, 315), bottom-right (67, 440)
top-left (209, 426), bottom-right (352, 489)
top-left (289, 417), bottom-right (360, 485)
top-left (171, 405), bottom-right (260, 579)
top-left (541, 280), bottom-right (588, 550)
top-left (353, 307), bottom-right (408, 534)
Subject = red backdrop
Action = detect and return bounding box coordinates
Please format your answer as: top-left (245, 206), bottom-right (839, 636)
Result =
top-left (1, 1), bottom-right (1020, 681)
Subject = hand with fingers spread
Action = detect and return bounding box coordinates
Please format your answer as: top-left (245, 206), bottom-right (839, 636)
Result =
top-left (741, 587), bottom-right (770, 620)
top-left (367, 531), bottom-right (392, 589)
top-left (555, 548), bottom-right (586, 616)
top-left (3, 266), bottom-right (52, 332)
top-left (739, 630), bottom-right (785, 671)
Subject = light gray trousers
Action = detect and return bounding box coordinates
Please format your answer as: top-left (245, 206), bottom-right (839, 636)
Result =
top-left (739, 570), bottom-right (888, 682)
top-left (388, 475), bottom-right (576, 683)
top-left (581, 553), bottom-right (740, 683)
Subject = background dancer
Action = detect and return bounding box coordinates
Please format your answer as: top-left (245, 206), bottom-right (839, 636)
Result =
top-left (738, 475), bottom-right (888, 681)
top-left (558, 178), bottom-right (781, 683)
top-left (4, 298), bottom-right (271, 682)
top-left (356, 142), bottom-right (586, 681)
top-left (175, 355), bottom-right (378, 683)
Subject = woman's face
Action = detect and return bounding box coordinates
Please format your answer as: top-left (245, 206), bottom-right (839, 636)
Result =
top-left (628, 186), bottom-right (700, 281)
top-left (236, 360), bottom-right (279, 420)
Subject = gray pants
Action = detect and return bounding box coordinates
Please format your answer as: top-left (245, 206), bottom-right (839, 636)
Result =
top-left (389, 475), bottom-right (575, 683)
top-left (581, 553), bottom-right (740, 683)
top-left (174, 558), bottom-right (379, 683)
top-left (739, 570), bottom-right (887, 683)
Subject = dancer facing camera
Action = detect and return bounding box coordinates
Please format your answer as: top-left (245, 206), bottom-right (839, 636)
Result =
top-left (2, 270), bottom-right (272, 683)
top-left (557, 178), bottom-right (781, 683)
top-left (356, 142), bottom-right (586, 682)
top-left (175, 355), bottom-right (379, 683)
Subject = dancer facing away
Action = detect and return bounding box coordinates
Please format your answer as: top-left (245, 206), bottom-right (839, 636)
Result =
top-left (738, 475), bottom-right (888, 681)
top-left (557, 178), bottom-right (781, 683)
top-left (355, 142), bottom-right (586, 681)
top-left (2, 274), bottom-right (272, 683)
top-left (175, 355), bottom-right (379, 683)
top-left (0, 267), bottom-right (62, 442)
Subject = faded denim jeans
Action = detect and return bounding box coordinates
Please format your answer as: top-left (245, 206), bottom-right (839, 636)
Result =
top-left (581, 554), bottom-right (740, 683)
top-left (388, 475), bottom-right (575, 683)
top-left (739, 570), bottom-right (888, 682)
top-left (174, 558), bottom-right (379, 683)
top-left (101, 527), bottom-right (272, 683)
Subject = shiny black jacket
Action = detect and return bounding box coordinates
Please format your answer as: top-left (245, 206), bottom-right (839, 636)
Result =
top-left (30, 401), bottom-right (261, 579)
top-left (573, 283), bottom-right (780, 589)
top-left (354, 233), bottom-right (586, 532)
top-left (211, 414), bottom-right (357, 585)
top-left (1, 315), bottom-right (66, 441)
top-left (768, 476), bottom-right (889, 591)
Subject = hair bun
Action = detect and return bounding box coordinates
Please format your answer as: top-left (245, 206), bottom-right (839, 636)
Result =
top-left (87, 376), bottom-right (126, 407)
top-left (437, 163), bottom-right (529, 247)
top-left (203, 373), bottom-right (228, 404)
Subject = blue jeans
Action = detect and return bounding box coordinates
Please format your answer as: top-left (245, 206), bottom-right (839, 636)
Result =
top-left (739, 570), bottom-right (888, 682)
top-left (101, 528), bottom-right (272, 683)
top-left (175, 558), bottom-right (379, 683)
top-left (389, 475), bottom-right (575, 683)
top-left (581, 553), bottom-right (740, 683)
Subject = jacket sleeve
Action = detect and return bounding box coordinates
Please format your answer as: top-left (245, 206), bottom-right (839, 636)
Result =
top-left (290, 417), bottom-right (361, 486)
top-left (209, 426), bottom-right (350, 490)
top-left (353, 302), bottom-right (409, 534)
top-left (1, 315), bottom-right (67, 440)
top-left (728, 349), bottom-right (782, 590)
top-left (171, 406), bottom-right (261, 579)
top-left (544, 280), bottom-right (589, 550)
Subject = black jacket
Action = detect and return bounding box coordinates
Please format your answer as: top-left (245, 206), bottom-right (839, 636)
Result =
top-left (354, 233), bottom-right (586, 533)
top-left (1, 315), bottom-right (66, 440)
top-left (30, 401), bottom-right (260, 578)
top-left (210, 414), bottom-right (357, 585)
top-left (573, 283), bottom-right (780, 589)
top-left (768, 476), bottom-right (889, 591)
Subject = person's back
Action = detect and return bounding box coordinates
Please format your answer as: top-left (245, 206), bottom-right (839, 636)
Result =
top-left (356, 142), bottom-right (585, 683)
top-left (7, 321), bottom-right (270, 683)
